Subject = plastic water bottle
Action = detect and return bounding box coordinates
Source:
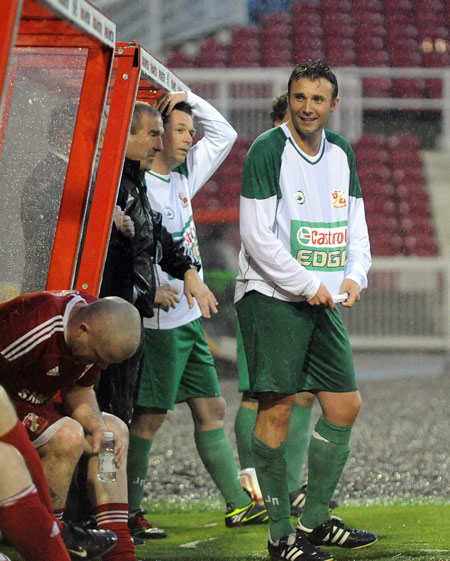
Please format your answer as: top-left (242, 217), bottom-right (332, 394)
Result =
top-left (97, 431), bottom-right (117, 482)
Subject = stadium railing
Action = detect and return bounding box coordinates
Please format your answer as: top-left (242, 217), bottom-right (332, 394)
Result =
top-left (175, 67), bottom-right (450, 148)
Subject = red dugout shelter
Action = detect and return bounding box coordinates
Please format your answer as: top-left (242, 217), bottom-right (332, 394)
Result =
top-left (0, 1), bottom-right (189, 301)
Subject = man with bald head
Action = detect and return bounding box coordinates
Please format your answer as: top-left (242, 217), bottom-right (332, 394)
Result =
top-left (0, 290), bottom-right (142, 561)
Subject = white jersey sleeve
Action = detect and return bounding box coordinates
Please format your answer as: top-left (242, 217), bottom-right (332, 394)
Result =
top-left (184, 91), bottom-right (237, 198)
top-left (239, 195), bottom-right (321, 299)
top-left (344, 196), bottom-right (371, 290)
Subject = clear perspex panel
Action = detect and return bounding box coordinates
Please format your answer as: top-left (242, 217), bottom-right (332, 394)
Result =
top-left (0, 46), bottom-right (87, 299)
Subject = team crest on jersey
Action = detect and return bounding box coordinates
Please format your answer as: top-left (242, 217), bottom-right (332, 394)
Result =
top-left (293, 190), bottom-right (306, 205)
top-left (23, 412), bottom-right (48, 434)
top-left (164, 207), bottom-right (175, 219)
top-left (178, 192), bottom-right (189, 208)
top-left (331, 190), bottom-right (347, 208)
top-left (46, 366), bottom-right (60, 377)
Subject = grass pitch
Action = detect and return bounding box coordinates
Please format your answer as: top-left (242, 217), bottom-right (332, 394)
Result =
top-left (1, 501), bottom-right (448, 560)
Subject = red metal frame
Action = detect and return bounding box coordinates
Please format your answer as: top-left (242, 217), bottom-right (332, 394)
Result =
top-left (0, 0), bottom-right (22, 111)
top-left (75, 41), bottom-right (191, 294)
top-left (75, 43), bottom-right (141, 294)
top-left (3, 0), bottom-right (116, 291)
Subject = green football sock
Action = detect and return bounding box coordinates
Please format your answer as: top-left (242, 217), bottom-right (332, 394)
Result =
top-left (301, 416), bottom-right (352, 529)
top-left (127, 434), bottom-right (153, 512)
top-left (286, 403), bottom-right (312, 493)
top-left (234, 404), bottom-right (257, 469)
top-left (251, 433), bottom-right (294, 542)
top-left (195, 428), bottom-right (250, 508)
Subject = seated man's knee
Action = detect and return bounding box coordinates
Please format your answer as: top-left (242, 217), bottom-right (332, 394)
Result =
top-left (0, 443), bottom-right (31, 495)
top-left (46, 419), bottom-right (85, 461)
top-left (0, 387), bottom-right (17, 434)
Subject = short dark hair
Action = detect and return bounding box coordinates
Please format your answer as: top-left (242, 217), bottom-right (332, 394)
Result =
top-left (161, 101), bottom-right (192, 126)
top-left (130, 101), bottom-right (160, 134)
top-left (288, 60), bottom-right (338, 101)
top-left (269, 90), bottom-right (288, 126)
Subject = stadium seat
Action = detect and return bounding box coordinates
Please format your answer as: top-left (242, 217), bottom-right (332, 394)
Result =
top-left (362, 181), bottom-right (396, 200)
top-left (263, 50), bottom-right (293, 67)
top-left (354, 11), bottom-right (385, 26)
top-left (322, 0), bottom-right (352, 12)
top-left (392, 78), bottom-right (427, 97)
top-left (388, 133), bottom-right (421, 150)
top-left (366, 214), bottom-right (399, 233)
top-left (352, 0), bottom-right (384, 12)
top-left (363, 78), bottom-right (393, 97)
top-left (393, 167), bottom-right (426, 186)
top-left (369, 232), bottom-right (404, 256)
top-left (384, 0), bottom-right (413, 11)
top-left (291, 12), bottom-right (322, 27)
top-left (388, 23), bottom-right (419, 40)
top-left (404, 234), bottom-right (439, 255)
top-left (356, 146), bottom-right (390, 165)
top-left (358, 50), bottom-right (390, 66)
top-left (356, 133), bottom-right (388, 150)
top-left (426, 78), bottom-right (443, 97)
top-left (167, 50), bottom-right (195, 68)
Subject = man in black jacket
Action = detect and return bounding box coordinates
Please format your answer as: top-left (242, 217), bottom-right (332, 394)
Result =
top-left (98, 102), bottom-right (215, 426)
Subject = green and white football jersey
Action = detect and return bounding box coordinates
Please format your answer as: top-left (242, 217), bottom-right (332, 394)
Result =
top-left (143, 92), bottom-right (237, 329)
top-left (235, 123), bottom-right (371, 303)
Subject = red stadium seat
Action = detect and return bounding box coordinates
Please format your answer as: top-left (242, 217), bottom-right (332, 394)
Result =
top-left (384, 0), bottom-right (413, 11)
top-left (357, 36), bottom-right (386, 51)
top-left (392, 78), bottom-right (427, 97)
top-left (354, 11), bottom-right (385, 26)
top-left (167, 50), bottom-right (195, 68)
top-left (358, 50), bottom-right (390, 66)
top-left (363, 78), bottom-right (393, 97)
top-left (388, 133), bottom-right (421, 150)
top-left (356, 133), bottom-right (388, 150)
top-left (366, 213), bottom-right (399, 233)
top-left (422, 51), bottom-right (450, 67)
top-left (291, 13), bottom-right (322, 27)
top-left (322, 0), bottom-right (352, 12)
top-left (352, 0), bottom-right (384, 12)
top-left (426, 79), bottom-right (442, 97)
top-left (363, 183), bottom-right (397, 201)
top-left (355, 147), bottom-right (391, 165)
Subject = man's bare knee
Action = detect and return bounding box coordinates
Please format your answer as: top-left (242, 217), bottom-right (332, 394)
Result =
top-left (40, 419), bottom-right (85, 462)
top-left (0, 386), bottom-right (17, 435)
top-left (188, 396), bottom-right (226, 431)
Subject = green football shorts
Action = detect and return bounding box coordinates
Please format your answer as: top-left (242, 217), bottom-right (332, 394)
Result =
top-left (136, 318), bottom-right (222, 409)
top-left (235, 291), bottom-right (357, 395)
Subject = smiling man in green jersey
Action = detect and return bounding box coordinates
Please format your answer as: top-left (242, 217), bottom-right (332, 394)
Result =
top-left (235, 60), bottom-right (376, 561)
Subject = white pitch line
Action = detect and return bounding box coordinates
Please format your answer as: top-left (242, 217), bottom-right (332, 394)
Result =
top-left (180, 537), bottom-right (219, 549)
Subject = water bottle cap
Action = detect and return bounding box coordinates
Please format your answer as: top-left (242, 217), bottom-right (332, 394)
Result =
top-left (104, 431), bottom-right (114, 440)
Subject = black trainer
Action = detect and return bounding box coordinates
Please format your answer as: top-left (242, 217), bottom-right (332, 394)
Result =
top-left (268, 532), bottom-right (334, 561)
top-left (61, 521), bottom-right (117, 560)
top-left (297, 517), bottom-right (378, 549)
top-left (290, 484), bottom-right (339, 516)
top-left (128, 509), bottom-right (167, 539)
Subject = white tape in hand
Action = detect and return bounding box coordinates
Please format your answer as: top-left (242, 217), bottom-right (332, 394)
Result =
top-left (332, 292), bottom-right (349, 304)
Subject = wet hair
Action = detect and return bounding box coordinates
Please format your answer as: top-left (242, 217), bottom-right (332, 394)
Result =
top-left (288, 60), bottom-right (339, 101)
top-left (130, 101), bottom-right (161, 134)
top-left (270, 90), bottom-right (288, 126)
top-left (160, 101), bottom-right (192, 126)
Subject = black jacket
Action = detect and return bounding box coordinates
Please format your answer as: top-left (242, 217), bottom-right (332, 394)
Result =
top-left (100, 157), bottom-right (199, 317)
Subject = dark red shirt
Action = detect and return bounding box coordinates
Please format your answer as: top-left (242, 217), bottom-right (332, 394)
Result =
top-left (0, 290), bottom-right (100, 406)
